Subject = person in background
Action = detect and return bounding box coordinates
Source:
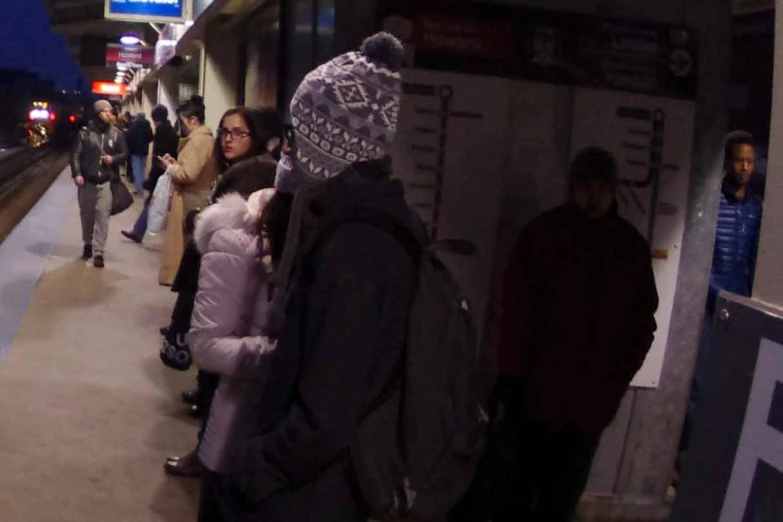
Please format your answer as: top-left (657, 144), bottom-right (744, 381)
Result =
top-left (158, 95), bottom-right (216, 286)
top-left (126, 112), bottom-right (154, 196)
top-left (121, 104), bottom-right (180, 244)
top-left (456, 147), bottom-right (659, 522)
top-left (161, 107), bottom-right (284, 480)
top-left (70, 99), bottom-right (128, 269)
top-left (677, 130), bottom-right (763, 479)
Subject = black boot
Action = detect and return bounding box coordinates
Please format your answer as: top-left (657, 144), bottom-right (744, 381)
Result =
top-left (164, 448), bottom-right (202, 478)
top-left (82, 244), bottom-right (93, 260)
top-left (181, 389), bottom-right (199, 405)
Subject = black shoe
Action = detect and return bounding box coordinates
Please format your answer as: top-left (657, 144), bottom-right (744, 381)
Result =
top-left (188, 404), bottom-right (204, 419)
top-left (164, 449), bottom-right (202, 478)
top-left (181, 389), bottom-right (199, 405)
top-left (93, 255), bottom-right (104, 268)
top-left (82, 244), bottom-right (93, 260)
top-left (121, 230), bottom-right (143, 244)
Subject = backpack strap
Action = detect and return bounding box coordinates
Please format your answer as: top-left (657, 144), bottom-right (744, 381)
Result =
top-left (307, 207), bottom-right (424, 269)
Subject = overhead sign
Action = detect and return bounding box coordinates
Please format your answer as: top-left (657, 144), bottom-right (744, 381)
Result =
top-left (382, 4), bottom-right (699, 100)
top-left (733, 0), bottom-right (773, 14)
top-left (106, 44), bottom-right (155, 69)
top-left (92, 81), bottom-right (127, 96)
top-left (105, 0), bottom-right (190, 24)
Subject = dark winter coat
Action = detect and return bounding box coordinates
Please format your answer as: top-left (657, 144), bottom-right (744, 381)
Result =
top-left (708, 178), bottom-right (763, 312)
top-left (70, 121), bottom-right (128, 185)
top-left (126, 118), bottom-right (154, 156)
top-left (143, 120), bottom-right (179, 195)
top-left (233, 159), bottom-right (417, 522)
top-left (498, 204), bottom-right (659, 436)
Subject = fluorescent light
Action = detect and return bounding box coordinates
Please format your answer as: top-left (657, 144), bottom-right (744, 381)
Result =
top-left (117, 64), bottom-right (129, 71)
top-left (120, 33), bottom-right (141, 45)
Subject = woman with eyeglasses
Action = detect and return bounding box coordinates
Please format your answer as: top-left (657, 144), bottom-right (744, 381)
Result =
top-left (158, 95), bottom-right (216, 286)
top-left (184, 125), bottom-right (294, 521)
top-left (161, 107), bottom-right (285, 480)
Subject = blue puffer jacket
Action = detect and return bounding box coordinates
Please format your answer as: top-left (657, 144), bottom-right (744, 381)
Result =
top-left (708, 179), bottom-right (763, 312)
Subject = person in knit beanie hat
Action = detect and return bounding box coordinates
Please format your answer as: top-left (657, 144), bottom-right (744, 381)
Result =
top-left (223, 33), bottom-right (419, 522)
top-left (70, 98), bottom-right (127, 267)
top-left (275, 31), bottom-right (404, 195)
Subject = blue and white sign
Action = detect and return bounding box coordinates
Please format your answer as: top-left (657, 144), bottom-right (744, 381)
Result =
top-left (105, 0), bottom-right (190, 23)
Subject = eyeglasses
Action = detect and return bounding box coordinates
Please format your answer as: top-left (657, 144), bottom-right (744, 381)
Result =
top-left (218, 127), bottom-right (251, 140)
top-left (283, 126), bottom-right (296, 153)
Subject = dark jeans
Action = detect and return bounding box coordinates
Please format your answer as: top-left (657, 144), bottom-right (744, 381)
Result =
top-left (131, 200), bottom-right (149, 238)
top-left (197, 370), bottom-right (220, 441)
top-left (453, 382), bottom-right (599, 522)
top-left (199, 469), bottom-right (244, 522)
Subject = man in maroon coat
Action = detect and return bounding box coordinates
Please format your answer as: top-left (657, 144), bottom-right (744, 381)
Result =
top-left (456, 147), bottom-right (659, 522)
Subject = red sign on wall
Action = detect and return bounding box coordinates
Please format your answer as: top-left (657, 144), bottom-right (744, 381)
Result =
top-left (106, 44), bottom-right (154, 68)
top-left (414, 12), bottom-right (514, 61)
top-left (92, 81), bottom-right (127, 96)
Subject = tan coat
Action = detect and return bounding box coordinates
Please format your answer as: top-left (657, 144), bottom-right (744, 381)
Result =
top-left (159, 125), bottom-right (216, 286)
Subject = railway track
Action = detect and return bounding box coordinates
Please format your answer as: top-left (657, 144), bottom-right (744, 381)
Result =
top-left (0, 146), bottom-right (70, 243)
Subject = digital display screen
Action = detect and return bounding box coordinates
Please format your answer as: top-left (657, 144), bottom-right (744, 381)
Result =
top-left (106, 0), bottom-right (186, 22)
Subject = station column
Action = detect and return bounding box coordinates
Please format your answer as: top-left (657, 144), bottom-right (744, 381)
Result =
top-left (753, 2), bottom-right (783, 309)
top-left (202, 21), bottom-right (240, 131)
top-left (157, 67), bottom-right (179, 127)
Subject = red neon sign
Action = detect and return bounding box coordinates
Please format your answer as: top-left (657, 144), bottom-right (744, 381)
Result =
top-left (92, 81), bottom-right (127, 96)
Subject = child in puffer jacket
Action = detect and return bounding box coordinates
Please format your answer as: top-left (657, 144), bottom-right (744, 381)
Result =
top-left (186, 187), bottom-right (279, 520)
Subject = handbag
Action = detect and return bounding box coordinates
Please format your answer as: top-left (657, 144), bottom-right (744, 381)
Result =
top-left (110, 179), bottom-right (134, 216)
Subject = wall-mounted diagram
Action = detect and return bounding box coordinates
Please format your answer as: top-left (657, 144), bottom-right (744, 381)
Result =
top-left (403, 83), bottom-right (483, 240)
top-left (616, 106), bottom-right (681, 244)
top-left (392, 69), bottom-right (511, 341)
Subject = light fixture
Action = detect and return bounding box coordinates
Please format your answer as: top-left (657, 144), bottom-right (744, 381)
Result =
top-left (120, 33), bottom-right (141, 46)
top-left (117, 64), bottom-right (129, 71)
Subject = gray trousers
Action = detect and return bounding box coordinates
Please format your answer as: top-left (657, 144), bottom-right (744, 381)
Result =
top-left (78, 182), bottom-right (112, 256)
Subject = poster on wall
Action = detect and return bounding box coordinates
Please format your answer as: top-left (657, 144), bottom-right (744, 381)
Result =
top-left (570, 88), bottom-right (696, 388)
top-left (392, 69), bottom-right (511, 340)
top-left (105, 0), bottom-right (190, 24)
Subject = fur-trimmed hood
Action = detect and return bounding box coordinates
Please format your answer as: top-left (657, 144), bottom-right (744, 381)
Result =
top-left (194, 188), bottom-right (274, 255)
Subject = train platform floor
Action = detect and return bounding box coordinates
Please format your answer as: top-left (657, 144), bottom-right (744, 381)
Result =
top-left (0, 167), bottom-right (199, 521)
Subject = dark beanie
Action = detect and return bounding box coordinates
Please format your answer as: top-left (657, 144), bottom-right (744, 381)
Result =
top-left (570, 147), bottom-right (619, 188)
top-left (151, 105), bottom-right (169, 123)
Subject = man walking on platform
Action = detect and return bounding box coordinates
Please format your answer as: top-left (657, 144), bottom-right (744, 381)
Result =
top-left (70, 99), bottom-right (127, 268)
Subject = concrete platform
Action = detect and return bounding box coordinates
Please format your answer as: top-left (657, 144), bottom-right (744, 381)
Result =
top-left (0, 168), bottom-right (199, 521)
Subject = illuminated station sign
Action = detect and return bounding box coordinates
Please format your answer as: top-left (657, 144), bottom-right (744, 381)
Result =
top-left (106, 44), bottom-right (155, 69)
top-left (105, 0), bottom-right (190, 24)
top-left (92, 81), bottom-right (128, 96)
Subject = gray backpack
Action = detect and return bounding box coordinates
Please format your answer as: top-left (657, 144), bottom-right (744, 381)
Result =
top-left (325, 209), bottom-right (488, 520)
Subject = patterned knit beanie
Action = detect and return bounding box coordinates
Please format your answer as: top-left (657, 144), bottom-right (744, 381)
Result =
top-left (285, 32), bottom-right (404, 189)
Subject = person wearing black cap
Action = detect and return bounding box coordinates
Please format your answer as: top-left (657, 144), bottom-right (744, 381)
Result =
top-left (70, 99), bottom-right (128, 268)
top-left (457, 147), bottom-right (659, 522)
